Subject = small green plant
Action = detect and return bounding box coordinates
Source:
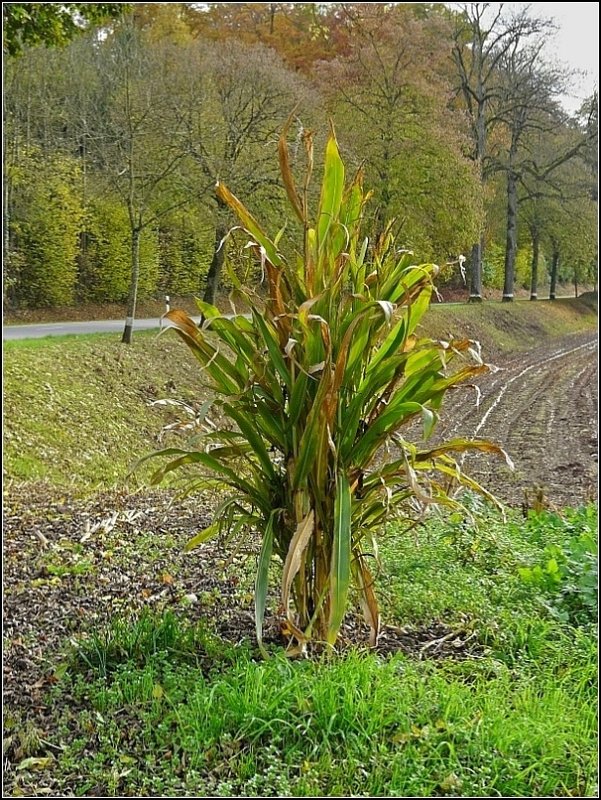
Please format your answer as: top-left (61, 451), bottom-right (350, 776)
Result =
top-left (518, 515), bottom-right (597, 625)
top-left (147, 122), bottom-right (509, 652)
top-left (518, 506), bottom-right (599, 625)
top-left (70, 610), bottom-right (208, 678)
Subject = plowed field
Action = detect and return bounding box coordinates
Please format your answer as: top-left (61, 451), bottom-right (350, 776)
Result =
top-left (438, 331), bottom-right (598, 508)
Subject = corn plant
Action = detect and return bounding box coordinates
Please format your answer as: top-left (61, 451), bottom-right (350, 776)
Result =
top-left (148, 123), bottom-right (510, 653)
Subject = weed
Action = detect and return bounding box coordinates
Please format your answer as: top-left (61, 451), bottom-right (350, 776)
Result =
top-left (517, 507), bottom-right (598, 625)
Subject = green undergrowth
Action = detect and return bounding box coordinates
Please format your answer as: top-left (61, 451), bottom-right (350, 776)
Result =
top-left (9, 505), bottom-right (597, 798)
top-left (380, 502), bottom-right (598, 636)
top-left (48, 633), bottom-right (596, 798)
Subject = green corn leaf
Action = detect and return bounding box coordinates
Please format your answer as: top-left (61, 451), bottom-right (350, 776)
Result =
top-left (203, 316), bottom-right (257, 365)
top-left (255, 510), bottom-right (277, 656)
top-left (223, 403), bottom-right (276, 480)
top-left (366, 314), bottom-right (408, 375)
top-left (351, 401), bottom-right (423, 464)
top-left (147, 448), bottom-right (271, 514)
top-left (404, 284), bottom-right (434, 336)
top-left (403, 347), bottom-right (442, 378)
top-left (327, 471), bottom-right (351, 645)
top-left (288, 369), bottom-right (309, 427)
top-left (317, 132), bottom-right (345, 249)
top-left (251, 403), bottom-right (288, 450)
top-left (430, 364), bottom-right (490, 393)
top-left (340, 170), bottom-right (365, 234)
top-left (293, 368), bottom-right (331, 489)
top-left (185, 521), bottom-right (221, 551)
top-left (252, 310), bottom-right (291, 390)
top-left (194, 298), bottom-right (221, 320)
top-left (149, 450), bottom-right (239, 486)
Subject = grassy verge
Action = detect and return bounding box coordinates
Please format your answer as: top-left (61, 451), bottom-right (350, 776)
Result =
top-left (424, 296), bottom-right (597, 358)
top-left (3, 332), bottom-right (205, 488)
top-left (7, 506), bottom-right (597, 797)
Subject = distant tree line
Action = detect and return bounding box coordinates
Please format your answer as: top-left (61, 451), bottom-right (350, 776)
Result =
top-left (3, 3), bottom-right (597, 329)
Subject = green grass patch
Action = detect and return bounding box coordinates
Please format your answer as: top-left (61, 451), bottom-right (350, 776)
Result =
top-left (424, 297), bottom-right (597, 357)
top-left (49, 636), bottom-right (595, 797)
top-left (3, 332), bottom-right (205, 489)
top-left (3, 330), bottom-right (157, 349)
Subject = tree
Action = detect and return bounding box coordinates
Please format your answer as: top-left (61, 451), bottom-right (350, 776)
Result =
top-left (451, 2), bottom-right (553, 300)
top-left (170, 36), bottom-right (311, 303)
top-left (320, 3), bottom-right (482, 263)
top-left (494, 57), bottom-right (595, 302)
top-left (543, 193), bottom-right (597, 298)
top-left (182, 2), bottom-right (349, 73)
top-left (518, 117), bottom-right (596, 301)
top-left (8, 147), bottom-right (84, 306)
top-left (78, 21), bottom-right (191, 342)
top-left (3, 3), bottom-right (126, 56)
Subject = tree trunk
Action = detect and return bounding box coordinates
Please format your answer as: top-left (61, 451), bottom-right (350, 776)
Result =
top-left (468, 239), bottom-right (483, 301)
top-left (574, 275), bottom-right (578, 298)
top-left (549, 245), bottom-right (559, 300)
top-left (3, 175), bottom-right (10, 266)
top-left (269, 3), bottom-right (276, 35)
top-left (122, 226), bottom-right (141, 344)
top-left (529, 229), bottom-right (539, 300)
top-left (469, 79), bottom-right (486, 303)
top-left (502, 171), bottom-right (518, 302)
top-left (203, 221), bottom-right (227, 305)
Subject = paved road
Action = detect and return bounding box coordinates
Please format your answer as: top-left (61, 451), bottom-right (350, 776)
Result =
top-left (3, 317), bottom-right (177, 340)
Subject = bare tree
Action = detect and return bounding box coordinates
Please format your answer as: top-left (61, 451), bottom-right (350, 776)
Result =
top-left (84, 23), bottom-right (190, 342)
top-left (170, 37), bottom-right (310, 303)
top-left (451, 2), bottom-right (552, 300)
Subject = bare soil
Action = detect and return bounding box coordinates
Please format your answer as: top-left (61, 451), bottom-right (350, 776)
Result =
top-left (435, 330), bottom-right (598, 509)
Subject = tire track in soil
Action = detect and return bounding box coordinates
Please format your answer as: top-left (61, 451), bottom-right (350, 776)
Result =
top-left (438, 332), bottom-right (598, 508)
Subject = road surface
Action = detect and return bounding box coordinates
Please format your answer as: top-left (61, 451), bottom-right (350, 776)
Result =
top-left (3, 318), bottom-right (176, 340)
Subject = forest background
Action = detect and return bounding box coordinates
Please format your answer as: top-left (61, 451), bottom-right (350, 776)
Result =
top-left (3, 2), bottom-right (598, 320)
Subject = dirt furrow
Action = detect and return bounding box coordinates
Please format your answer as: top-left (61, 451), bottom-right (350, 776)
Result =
top-left (444, 333), bottom-right (598, 508)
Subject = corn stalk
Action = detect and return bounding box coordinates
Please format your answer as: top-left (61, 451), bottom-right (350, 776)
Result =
top-left (146, 123), bottom-right (510, 652)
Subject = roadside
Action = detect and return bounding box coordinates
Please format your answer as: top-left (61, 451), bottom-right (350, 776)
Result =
top-left (3, 284), bottom-right (591, 326)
